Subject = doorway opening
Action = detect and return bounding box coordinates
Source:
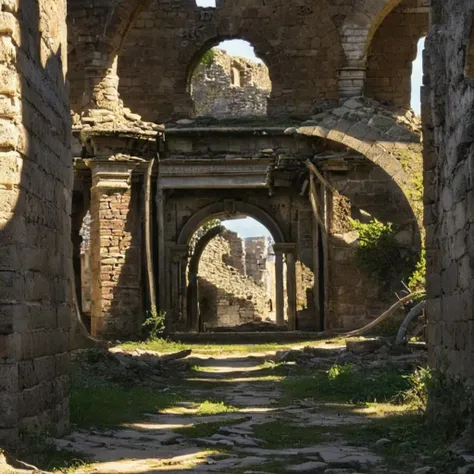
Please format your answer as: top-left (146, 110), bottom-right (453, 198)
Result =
top-left (187, 216), bottom-right (285, 332)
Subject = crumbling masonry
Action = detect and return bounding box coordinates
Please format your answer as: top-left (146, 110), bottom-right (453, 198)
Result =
top-left (2, 0), bottom-right (471, 447)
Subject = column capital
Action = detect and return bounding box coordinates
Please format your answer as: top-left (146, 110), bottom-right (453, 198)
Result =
top-left (87, 160), bottom-right (139, 190)
top-left (273, 243), bottom-right (298, 255)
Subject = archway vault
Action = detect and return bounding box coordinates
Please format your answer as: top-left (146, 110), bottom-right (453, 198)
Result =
top-left (177, 201), bottom-right (286, 246)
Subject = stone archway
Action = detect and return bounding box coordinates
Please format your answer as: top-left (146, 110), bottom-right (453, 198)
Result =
top-left (177, 201), bottom-right (286, 246)
top-left (168, 201), bottom-right (296, 332)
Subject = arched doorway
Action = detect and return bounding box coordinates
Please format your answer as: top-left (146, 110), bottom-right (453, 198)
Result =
top-left (186, 217), bottom-right (283, 332)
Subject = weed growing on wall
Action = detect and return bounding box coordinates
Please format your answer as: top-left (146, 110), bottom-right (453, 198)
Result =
top-left (408, 249), bottom-right (426, 291)
top-left (142, 306), bottom-right (166, 340)
top-left (350, 218), bottom-right (403, 290)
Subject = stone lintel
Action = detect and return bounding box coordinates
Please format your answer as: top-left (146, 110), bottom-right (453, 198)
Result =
top-left (273, 243), bottom-right (298, 255)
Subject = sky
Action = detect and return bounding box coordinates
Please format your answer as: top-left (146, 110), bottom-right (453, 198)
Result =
top-left (222, 217), bottom-right (272, 239)
top-left (200, 28), bottom-right (426, 238)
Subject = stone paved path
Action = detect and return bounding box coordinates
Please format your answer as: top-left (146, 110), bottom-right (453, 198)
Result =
top-left (55, 353), bottom-right (384, 473)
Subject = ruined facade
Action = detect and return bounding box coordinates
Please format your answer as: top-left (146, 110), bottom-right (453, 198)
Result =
top-left (191, 49), bottom-right (271, 118)
top-left (2, 0), bottom-right (452, 446)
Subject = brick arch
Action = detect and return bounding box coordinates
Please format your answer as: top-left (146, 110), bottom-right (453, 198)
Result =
top-left (339, 0), bottom-right (402, 67)
top-left (68, 0), bottom-right (154, 114)
top-left (177, 202), bottom-right (286, 246)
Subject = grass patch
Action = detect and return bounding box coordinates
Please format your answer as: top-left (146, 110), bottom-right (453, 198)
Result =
top-left (176, 417), bottom-right (249, 438)
top-left (281, 364), bottom-right (411, 405)
top-left (117, 339), bottom-right (329, 356)
top-left (253, 421), bottom-right (331, 448)
top-left (338, 412), bottom-right (460, 473)
top-left (17, 439), bottom-right (91, 473)
top-left (196, 401), bottom-right (238, 415)
top-left (70, 386), bottom-right (182, 428)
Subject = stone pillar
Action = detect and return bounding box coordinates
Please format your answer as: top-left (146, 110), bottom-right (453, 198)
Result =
top-left (82, 56), bottom-right (120, 116)
top-left (274, 243), bottom-right (298, 330)
top-left (338, 67), bottom-right (366, 98)
top-left (156, 187), bottom-right (167, 311)
top-left (88, 161), bottom-right (141, 339)
top-left (286, 251), bottom-right (297, 331)
top-left (168, 245), bottom-right (189, 331)
top-left (274, 251), bottom-right (285, 327)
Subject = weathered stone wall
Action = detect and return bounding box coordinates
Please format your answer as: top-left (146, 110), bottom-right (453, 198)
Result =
top-left (424, 1), bottom-right (474, 380)
top-left (0, 0), bottom-right (71, 444)
top-left (191, 49), bottom-right (271, 118)
top-left (325, 157), bottom-right (421, 330)
top-left (198, 233), bottom-right (267, 328)
top-left (117, 0), bottom-right (346, 120)
top-left (366, 0), bottom-right (428, 109)
top-left (221, 230), bottom-right (246, 275)
top-left (245, 237), bottom-right (267, 283)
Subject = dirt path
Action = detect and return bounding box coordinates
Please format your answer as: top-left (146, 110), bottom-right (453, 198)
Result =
top-left (55, 353), bottom-right (387, 474)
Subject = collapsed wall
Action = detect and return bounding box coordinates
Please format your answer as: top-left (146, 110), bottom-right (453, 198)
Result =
top-left (190, 49), bottom-right (271, 119)
top-left (0, 0), bottom-right (72, 444)
top-left (198, 232), bottom-right (271, 328)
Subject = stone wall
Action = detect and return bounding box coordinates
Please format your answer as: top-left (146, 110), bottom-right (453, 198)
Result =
top-left (191, 49), bottom-right (271, 118)
top-left (245, 237), bottom-right (267, 283)
top-left (0, 0), bottom-right (71, 444)
top-left (221, 230), bottom-right (246, 275)
top-left (117, 0), bottom-right (347, 120)
top-left (424, 1), bottom-right (474, 380)
top-left (198, 233), bottom-right (268, 328)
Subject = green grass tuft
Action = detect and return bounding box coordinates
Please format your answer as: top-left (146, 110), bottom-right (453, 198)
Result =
top-left (281, 364), bottom-right (411, 405)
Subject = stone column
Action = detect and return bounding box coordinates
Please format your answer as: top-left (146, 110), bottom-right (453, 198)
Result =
top-left (274, 250), bottom-right (285, 327)
top-left (88, 161), bottom-right (140, 339)
top-left (286, 251), bottom-right (297, 331)
top-left (168, 245), bottom-right (189, 331)
top-left (156, 187), bottom-right (167, 311)
top-left (82, 57), bottom-right (120, 117)
top-left (338, 67), bottom-right (366, 98)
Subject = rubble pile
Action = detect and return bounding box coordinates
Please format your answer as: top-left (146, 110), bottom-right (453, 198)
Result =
top-left (72, 348), bottom-right (192, 387)
top-left (274, 338), bottom-right (427, 371)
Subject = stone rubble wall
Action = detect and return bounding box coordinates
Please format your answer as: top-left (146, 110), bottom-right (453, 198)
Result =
top-left (424, 0), bottom-right (474, 380)
top-left (244, 237), bottom-right (268, 283)
top-left (221, 229), bottom-right (246, 275)
top-left (190, 49), bottom-right (271, 119)
top-left (198, 233), bottom-right (269, 328)
top-left (0, 0), bottom-right (72, 444)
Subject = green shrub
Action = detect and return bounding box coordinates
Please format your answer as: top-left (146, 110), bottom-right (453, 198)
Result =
top-left (402, 366), bottom-right (432, 410)
top-left (142, 306), bottom-right (166, 340)
top-left (408, 249), bottom-right (426, 292)
top-left (351, 218), bottom-right (402, 289)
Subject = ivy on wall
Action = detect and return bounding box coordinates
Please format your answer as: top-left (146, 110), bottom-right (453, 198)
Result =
top-left (351, 218), bottom-right (420, 291)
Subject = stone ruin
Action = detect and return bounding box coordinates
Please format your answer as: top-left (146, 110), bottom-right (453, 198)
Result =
top-left (191, 48), bottom-right (271, 118)
top-left (197, 230), bottom-right (275, 329)
top-left (0, 0), bottom-right (472, 451)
